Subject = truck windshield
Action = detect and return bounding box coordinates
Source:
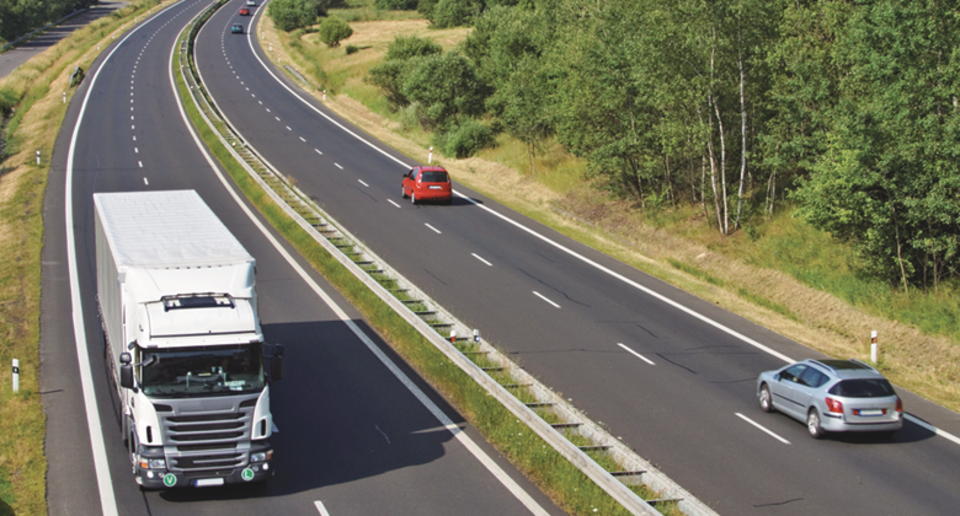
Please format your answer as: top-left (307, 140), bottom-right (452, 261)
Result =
top-left (139, 344), bottom-right (264, 397)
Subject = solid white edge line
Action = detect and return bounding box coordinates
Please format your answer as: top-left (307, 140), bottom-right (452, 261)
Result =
top-left (735, 413), bottom-right (791, 445)
top-left (313, 501), bottom-right (331, 516)
top-left (904, 414), bottom-right (960, 446)
top-left (472, 253), bottom-right (492, 267)
top-left (532, 291), bottom-right (560, 309)
top-left (182, 22), bottom-right (551, 516)
top-left (617, 343), bottom-right (655, 366)
top-left (242, 0), bottom-right (960, 450)
top-left (64, 2), bottom-right (186, 514)
top-left (425, 223), bottom-right (441, 234)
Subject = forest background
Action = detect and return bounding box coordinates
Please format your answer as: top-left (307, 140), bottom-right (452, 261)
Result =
top-left (267, 0), bottom-right (960, 293)
top-left (0, 0), bottom-right (100, 44)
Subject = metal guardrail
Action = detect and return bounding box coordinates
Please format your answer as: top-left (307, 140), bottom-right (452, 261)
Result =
top-left (176, 5), bottom-right (719, 516)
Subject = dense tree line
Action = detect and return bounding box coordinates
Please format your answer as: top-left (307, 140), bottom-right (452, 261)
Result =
top-left (361, 0), bottom-right (960, 291)
top-left (0, 0), bottom-right (98, 43)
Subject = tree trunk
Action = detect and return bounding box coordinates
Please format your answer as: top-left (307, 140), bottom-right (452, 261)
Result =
top-left (713, 99), bottom-right (728, 235)
top-left (735, 32), bottom-right (747, 231)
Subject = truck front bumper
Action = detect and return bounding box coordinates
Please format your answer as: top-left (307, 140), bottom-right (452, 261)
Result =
top-left (137, 460), bottom-right (273, 489)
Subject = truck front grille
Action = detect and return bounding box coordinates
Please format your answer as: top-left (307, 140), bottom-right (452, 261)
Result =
top-left (155, 395), bottom-right (258, 473)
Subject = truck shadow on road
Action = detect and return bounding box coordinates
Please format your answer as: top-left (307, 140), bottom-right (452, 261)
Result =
top-left (155, 318), bottom-right (467, 502)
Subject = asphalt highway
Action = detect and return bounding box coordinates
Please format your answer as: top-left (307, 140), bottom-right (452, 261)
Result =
top-left (41, 1), bottom-right (565, 515)
top-left (188, 1), bottom-right (960, 515)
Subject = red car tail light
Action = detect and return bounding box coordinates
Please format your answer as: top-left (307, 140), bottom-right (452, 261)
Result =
top-left (825, 397), bottom-right (844, 413)
top-left (896, 397), bottom-right (903, 413)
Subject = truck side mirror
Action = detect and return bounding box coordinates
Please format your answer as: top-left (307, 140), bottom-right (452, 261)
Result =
top-left (120, 352), bottom-right (134, 389)
top-left (270, 344), bottom-right (284, 382)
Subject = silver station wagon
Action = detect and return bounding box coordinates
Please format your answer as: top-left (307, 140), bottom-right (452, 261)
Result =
top-left (757, 359), bottom-right (903, 439)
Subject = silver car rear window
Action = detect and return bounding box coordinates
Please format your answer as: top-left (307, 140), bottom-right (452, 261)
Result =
top-left (829, 379), bottom-right (895, 398)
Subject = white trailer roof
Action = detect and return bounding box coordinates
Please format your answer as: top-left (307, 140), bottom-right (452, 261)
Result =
top-left (93, 190), bottom-right (253, 269)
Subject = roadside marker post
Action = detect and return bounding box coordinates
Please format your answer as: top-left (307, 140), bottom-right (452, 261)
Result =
top-left (12, 359), bottom-right (19, 393)
top-left (871, 330), bottom-right (878, 364)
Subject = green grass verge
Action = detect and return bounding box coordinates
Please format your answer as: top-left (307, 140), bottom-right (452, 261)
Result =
top-left (174, 21), bottom-right (680, 515)
top-left (0, 3), bottom-right (167, 514)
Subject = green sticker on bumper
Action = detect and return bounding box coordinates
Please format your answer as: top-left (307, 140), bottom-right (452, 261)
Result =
top-left (163, 473), bottom-right (177, 487)
top-left (241, 468), bottom-right (255, 481)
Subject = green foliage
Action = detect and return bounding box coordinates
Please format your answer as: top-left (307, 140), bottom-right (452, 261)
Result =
top-left (317, 15), bottom-right (353, 47)
top-left (374, 0), bottom-right (418, 9)
top-left (401, 51), bottom-right (488, 127)
top-left (345, 44), bottom-right (359, 54)
top-left (434, 118), bottom-right (496, 158)
top-left (791, 0), bottom-right (960, 290)
top-left (0, 87), bottom-right (16, 118)
top-left (366, 60), bottom-right (409, 108)
top-left (386, 34), bottom-right (442, 61)
top-left (431, 0), bottom-right (478, 28)
top-left (0, 0), bottom-right (99, 42)
top-left (267, 0), bottom-right (327, 31)
top-left (365, 35), bottom-right (442, 110)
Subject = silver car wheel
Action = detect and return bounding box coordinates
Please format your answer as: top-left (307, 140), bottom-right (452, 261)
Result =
top-left (759, 385), bottom-right (773, 413)
top-left (807, 409), bottom-right (824, 439)
top-left (411, 192), bottom-right (416, 204)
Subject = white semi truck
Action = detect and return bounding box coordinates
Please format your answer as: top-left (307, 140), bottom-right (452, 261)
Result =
top-left (94, 190), bottom-right (282, 489)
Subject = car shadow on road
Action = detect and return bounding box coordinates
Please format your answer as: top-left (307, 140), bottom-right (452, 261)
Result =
top-left (824, 417), bottom-right (935, 445)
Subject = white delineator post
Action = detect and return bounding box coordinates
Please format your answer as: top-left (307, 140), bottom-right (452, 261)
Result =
top-left (428, 146), bottom-right (433, 164)
top-left (870, 330), bottom-right (878, 364)
top-left (12, 359), bottom-right (19, 393)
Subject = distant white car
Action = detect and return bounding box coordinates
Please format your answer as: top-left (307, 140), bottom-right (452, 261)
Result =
top-left (246, 0), bottom-right (256, 5)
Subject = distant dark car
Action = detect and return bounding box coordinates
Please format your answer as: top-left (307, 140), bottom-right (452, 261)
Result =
top-left (239, 7), bottom-right (250, 15)
top-left (402, 166), bottom-right (452, 205)
top-left (231, 24), bottom-right (244, 34)
top-left (757, 358), bottom-right (902, 439)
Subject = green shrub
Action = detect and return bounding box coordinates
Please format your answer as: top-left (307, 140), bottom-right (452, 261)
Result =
top-left (268, 0), bottom-right (325, 31)
top-left (365, 36), bottom-right (442, 110)
top-left (345, 44), bottom-right (359, 55)
top-left (431, 0), bottom-right (477, 28)
top-left (435, 118), bottom-right (495, 158)
top-left (0, 87), bottom-right (16, 118)
top-left (401, 51), bottom-right (488, 127)
top-left (374, 0), bottom-right (418, 9)
top-left (385, 35), bottom-right (442, 61)
top-left (318, 16), bottom-right (352, 47)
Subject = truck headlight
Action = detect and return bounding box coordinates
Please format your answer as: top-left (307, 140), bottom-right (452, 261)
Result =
top-left (138, 458), bottom-right (166, 469)
top-left (250, 451), bottom-right (272, 462)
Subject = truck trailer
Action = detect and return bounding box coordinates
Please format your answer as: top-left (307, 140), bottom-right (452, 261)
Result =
top-left (94, 190), bottom-right (282, 489)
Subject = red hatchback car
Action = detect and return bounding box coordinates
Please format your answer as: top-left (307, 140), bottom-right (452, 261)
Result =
top-left (402, 166), bottom-right (452, 205)
top-left (239, 7), bottom-right (250, 15)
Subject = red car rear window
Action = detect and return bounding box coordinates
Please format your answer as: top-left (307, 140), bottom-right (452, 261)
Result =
top-left (421, 171), bottom-right (448, 183)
